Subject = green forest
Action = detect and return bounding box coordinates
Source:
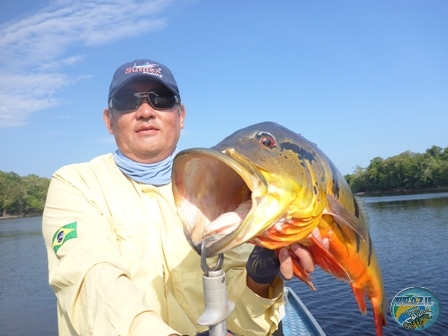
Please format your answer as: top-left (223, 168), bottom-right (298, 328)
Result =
top-left (0, 171), bottom-right (50, 218)
top-left (345, 145), bottom-right (448, 193)
top-left (1, 145), bottom-right (447, 218)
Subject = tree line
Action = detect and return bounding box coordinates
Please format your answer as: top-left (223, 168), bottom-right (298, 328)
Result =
top-left (345, 145), bottom-right (448, 193)
top-left (1, 145), bottom-right (447, 217)
top-left (0, 171), bottom-right (50, 218)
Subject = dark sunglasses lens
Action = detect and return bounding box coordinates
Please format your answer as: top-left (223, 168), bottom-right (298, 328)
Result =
top-left (114, 93), bottom-right (141, 111)
top-left (148, 92), bottom-right (177, 109)
top-left (112, 92), bottom-right (178, 111)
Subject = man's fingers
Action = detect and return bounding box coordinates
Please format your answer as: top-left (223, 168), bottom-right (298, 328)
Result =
top-left (278, 228), bottom-right (331, 280)
top-left (278, 248), bottom-right (293, 280)
top-left (310, 227), bottom-right (330, 250)
top-left (291, 243), bottom-right (315, 273)
top-left (310, 227), bottom-right (321, 242)
top-left (321, 237), bottom-right (329, 250)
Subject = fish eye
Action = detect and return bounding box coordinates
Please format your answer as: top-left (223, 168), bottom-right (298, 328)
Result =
top-left (256, 132), bottom-right (276, 148)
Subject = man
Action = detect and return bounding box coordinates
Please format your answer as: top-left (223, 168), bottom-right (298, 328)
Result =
top-left (42, 59), bottom-right (327, 335)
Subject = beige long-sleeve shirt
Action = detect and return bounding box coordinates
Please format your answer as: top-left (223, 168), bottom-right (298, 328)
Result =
top-left (42, 154), bottom-right (284, 336)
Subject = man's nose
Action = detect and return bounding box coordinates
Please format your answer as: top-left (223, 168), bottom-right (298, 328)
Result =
top-left (135, 97), bottom-right (156, 118)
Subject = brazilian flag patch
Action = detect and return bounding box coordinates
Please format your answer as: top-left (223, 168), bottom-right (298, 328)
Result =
top-left (52, 222), bottom-right (77, 254)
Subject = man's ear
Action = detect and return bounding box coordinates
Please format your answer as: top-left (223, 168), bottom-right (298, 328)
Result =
top-left (179, 104), bottom-right (186, 129)
top-left (103, 108), bottom-right (114, 134)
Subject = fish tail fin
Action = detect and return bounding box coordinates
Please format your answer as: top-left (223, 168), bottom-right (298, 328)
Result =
top-left (309, 236), bottom-right (351, 282)
top-left (350, 284), bottom-right (367, 315)
top-left (350, 285), bottom-right (387, 336)
top-left (370, 295), bottom-right (387, 336)
top-left (372, 301), bottom-right (386, 336)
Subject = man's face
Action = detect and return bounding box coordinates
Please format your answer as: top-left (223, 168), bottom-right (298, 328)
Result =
top-left (104, 80), bottom-right (185, 163)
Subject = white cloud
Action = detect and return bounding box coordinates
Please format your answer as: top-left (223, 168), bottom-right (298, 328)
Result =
top-left (99, 135), bottom-right (116, 144)
top-left (0, 0), bottom-right (179, 128)
top-left (40, 55), bottom-right (87, 70)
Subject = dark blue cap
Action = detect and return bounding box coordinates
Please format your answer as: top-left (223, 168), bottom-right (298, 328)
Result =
top-left (108, 59), bottom-right (180, 101)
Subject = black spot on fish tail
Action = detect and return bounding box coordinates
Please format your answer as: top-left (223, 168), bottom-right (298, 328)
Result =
top-left (328, 160), bottom-right (340, 198)
top-left (367, 233), bottom-right (373, 267)
top-left (280, 142), bottom-right (317, 164)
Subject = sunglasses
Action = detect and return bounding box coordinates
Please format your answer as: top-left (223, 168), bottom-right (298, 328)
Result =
top-left (109, 91), bottom-right (180, 112)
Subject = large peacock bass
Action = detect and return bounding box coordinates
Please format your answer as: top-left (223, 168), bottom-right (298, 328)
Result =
top-left (171, 121), bottom-right (387, 336)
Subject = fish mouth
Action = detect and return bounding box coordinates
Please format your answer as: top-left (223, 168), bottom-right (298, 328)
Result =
top-left (171, 148), bottom-right (270, 257)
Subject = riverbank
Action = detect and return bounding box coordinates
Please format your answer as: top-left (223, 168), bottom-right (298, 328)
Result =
top-left (355, 187), bottom-right (448, 197)
top-left (0, 214), bottom-right (42, 220)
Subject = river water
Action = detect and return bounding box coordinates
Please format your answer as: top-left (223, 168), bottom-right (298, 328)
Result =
top-left (0, 192), bottom-right (447, 335)
top-left (289, 192), bottom-right (448, 336)
top-left (0, 216), bottom-right (57, 335)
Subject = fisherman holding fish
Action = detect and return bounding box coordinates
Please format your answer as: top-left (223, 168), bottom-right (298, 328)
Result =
top-left (42, 59), bottom-right (327, 336)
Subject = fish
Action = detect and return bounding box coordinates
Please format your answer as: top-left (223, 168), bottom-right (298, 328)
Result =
top-left (171, 121), bottom-right (387, 336)
top-left (403, 313), bottom-right (432, 329)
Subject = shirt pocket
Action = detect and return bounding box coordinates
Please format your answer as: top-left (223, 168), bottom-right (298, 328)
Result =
top-left (171, 270), bottom-right (204, 317)
top-left (107, 216), bottom-right (162, 273)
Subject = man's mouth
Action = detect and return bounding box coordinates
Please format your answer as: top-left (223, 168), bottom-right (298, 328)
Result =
top-left (137, 125), bottom-right (158, 133)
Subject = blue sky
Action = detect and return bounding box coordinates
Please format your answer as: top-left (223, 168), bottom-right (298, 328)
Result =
top-left (1, 0), bottom-right (447, 178)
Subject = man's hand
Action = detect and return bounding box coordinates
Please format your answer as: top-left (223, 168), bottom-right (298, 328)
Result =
top-left (246, 228), bottom-right (329, 297)
top-left (278, 227), bottom-right (329, 280)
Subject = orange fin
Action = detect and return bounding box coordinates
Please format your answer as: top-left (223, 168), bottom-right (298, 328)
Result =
top-left (350, 284), bottom-right (367, 315)
top-left (325, 195), bottom-right (368, 242)
top-left (277, 249), bottom-right (316, 290)
top-left (291, 252), bottom-right (316, 290)
top-left (372, 298), bottom-right (387, 336)
top-left (309, 236), bottom-right (351, 283)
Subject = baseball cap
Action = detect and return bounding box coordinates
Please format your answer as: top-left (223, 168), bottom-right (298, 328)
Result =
top-left (108, 59), bottom-right (180, 102)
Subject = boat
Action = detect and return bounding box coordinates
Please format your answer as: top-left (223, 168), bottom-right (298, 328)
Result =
top-left (282, 286), bottom-right (326, 336)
